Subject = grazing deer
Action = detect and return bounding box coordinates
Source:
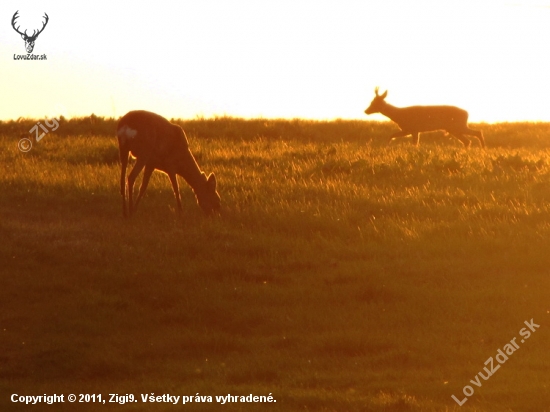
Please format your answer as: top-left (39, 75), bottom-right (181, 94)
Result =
top-left (365, 88), bottom-right (485, 148)
top-left (117, 110), bottom-right (220, 217)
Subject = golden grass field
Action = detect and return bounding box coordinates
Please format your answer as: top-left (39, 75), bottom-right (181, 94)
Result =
top-left (1, 117), bottom-right (549, 411)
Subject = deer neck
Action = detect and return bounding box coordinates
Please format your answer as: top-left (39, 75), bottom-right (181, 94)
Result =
top-left (178, 149), bottom-right (207, 194)
top-left (379, 102), bottom-right (402, 123)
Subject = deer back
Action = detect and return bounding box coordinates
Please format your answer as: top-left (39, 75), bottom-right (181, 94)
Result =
top-left (118, 111), bottom-right (189, 169)
top-left (392, 105), bottom-right (469, 132)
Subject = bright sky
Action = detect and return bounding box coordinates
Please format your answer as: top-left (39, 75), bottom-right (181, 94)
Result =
top-left (1, 0), bottom-right (550, 122)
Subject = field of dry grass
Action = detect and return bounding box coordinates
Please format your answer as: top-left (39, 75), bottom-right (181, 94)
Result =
top-left (1, 117), bottom-right (549, 411)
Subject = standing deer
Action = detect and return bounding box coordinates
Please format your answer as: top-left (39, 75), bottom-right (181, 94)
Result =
top-left (364, 88), bottom-right (485, 148)
top-left (117, 110), bottom-right (220, 217)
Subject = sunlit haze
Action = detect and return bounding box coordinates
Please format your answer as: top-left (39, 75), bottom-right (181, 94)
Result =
top-left (2, 0), bottom-right (550, 122)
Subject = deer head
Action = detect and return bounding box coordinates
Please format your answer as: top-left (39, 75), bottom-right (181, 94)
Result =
top-left (12, 11), bottom-right (49, 54)
top-left (196, 173), bottom-right (221, 215)
top-left (365, 87), bottom-right (388, 115)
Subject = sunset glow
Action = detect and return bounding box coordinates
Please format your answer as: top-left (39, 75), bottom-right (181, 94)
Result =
top-left (2, 0), bottom-right (550, 121)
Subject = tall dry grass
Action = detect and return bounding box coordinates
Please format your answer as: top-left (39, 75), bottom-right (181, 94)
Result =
top-left (1, 117), bottom-right (549, 411)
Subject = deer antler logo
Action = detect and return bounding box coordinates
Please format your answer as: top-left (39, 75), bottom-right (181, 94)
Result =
top-left (11, 11), bottom-right (49, 54)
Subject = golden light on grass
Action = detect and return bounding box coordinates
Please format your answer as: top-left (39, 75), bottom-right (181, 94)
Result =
top-left (4, 1), bottom-right (550, 410)
top-left (2, 118), bottom-right (550, 410)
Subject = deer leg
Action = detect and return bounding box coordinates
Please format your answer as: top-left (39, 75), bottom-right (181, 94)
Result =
top-left (411, 132), bottom-right (420, 146)
top-left (389, 130), bottom-right (409, 144)
top-left (127, 158), bottom-right (146, 216)
top-left (134, 165), bottom-right (154, 211)
top-left (467, 128), bottom-right (485, 148)
top-left (454, 134), bottom-right (471, 148)
top-left (119, 148), bottom-right (130, 218)
top-left (167, 172), bottom-right (183, 213)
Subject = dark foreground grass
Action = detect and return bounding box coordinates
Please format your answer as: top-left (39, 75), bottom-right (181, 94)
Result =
top-left (1, 118), bottom-right (550, 411)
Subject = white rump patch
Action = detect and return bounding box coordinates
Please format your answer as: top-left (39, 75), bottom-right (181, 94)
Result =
top-left (118, 125), bottom-right (138, 144)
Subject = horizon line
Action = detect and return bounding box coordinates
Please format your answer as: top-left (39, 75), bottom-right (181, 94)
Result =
top-left (2, 114), bottom-right (550, 124)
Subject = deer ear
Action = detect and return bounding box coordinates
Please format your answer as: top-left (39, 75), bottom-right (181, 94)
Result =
top-left (380, 90), bottom-right (388, 99)
top-left (207, 173), bottom-right (217, 190)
